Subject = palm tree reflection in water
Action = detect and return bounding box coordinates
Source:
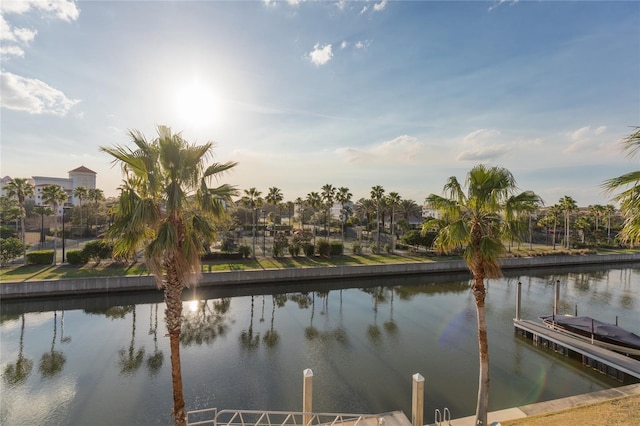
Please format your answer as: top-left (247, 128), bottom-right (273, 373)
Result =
top-left (39, 311), bottom-right (66, 378)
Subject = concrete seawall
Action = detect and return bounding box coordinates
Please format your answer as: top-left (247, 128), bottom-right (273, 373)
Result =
top-left (2, 253), bottom-right (639, 300)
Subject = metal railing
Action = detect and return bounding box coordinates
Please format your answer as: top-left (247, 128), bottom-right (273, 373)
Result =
top-left (187, 409), bottom-right (382, 426)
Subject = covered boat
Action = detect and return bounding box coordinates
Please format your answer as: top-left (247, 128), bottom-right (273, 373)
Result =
top-left (540, 315), bottom-right (640, 357)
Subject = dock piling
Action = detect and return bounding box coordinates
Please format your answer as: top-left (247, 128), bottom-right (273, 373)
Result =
top-left (411, 373), bottom-right (424, 426)
top-left (515, 281), bottom-right (522, 321)
top-left (303, 369), bottom-right (313, 425)
top-left (554, 280), bottom-right (560, 315)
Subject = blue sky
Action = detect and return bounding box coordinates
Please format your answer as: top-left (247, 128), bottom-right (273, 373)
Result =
top-left (1, 0), bottom-right (638, 206)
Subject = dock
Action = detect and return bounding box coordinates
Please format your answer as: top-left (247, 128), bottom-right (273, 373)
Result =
top-left (513, 318), bottom-right (640, 380)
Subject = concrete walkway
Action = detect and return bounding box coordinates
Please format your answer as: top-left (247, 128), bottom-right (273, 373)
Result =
top-left (443, 383), bottom-right (640, 425)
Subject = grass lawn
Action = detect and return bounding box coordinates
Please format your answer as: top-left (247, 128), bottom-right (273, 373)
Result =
top-left (502, 394), bottom-right (640, 426)
top-left (1, 246), bottom-right (638, 283)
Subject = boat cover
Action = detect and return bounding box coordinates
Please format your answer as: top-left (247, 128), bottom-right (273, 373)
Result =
top-left (540, 315), bottom-right (640, 350)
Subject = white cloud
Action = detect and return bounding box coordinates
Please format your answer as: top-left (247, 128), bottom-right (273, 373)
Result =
top-left (341, 40), bottom-right (348, 49)
top-left (565, 125), bottom-right (609, 154)
top-left (0, 16), bottom-right (37, 42)
top-left (308, 43), bottom-right (333, 66)
top-left (335, 0), bottom-right (347, 11)
top-left (457, 128), bottom-right (509, 162)
top-left (1, 45), bottom-right (25, 58)
top-left (373, 1), bottom-right (388, 12)
top-left (0, 71), bottom-right (80, 116)
top-left (489, 0), bottom-right (519, 12)
top-left (337, 135), bottom-right (425, 164)
top-left (1, 0), bottom-right (80, 22)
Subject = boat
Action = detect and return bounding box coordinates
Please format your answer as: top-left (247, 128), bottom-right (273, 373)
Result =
top-left (540, 314), bottom-right (640, 357)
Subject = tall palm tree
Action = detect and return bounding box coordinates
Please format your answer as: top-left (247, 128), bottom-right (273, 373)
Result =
top-left (73, 186), bottom-right (88, 236)
top-left (354, 198), bottom-right (376, 231)
top-left (559, 195), bottom-right (578, 249)
top-left (243, 188), bottom-right (262, 257)
top-left (604, 204), bottom-right (616, 244)
top-left (306, 191), bottom-right (322, 244)
top-left (370, 185), bottom-right (385, 250)
top-left (88, 188), bottom-right (105, 236)
top-left (421, 164), bottom-right (540, 426)
top-left (294, 197), bottom-right (305, 229)
top-left (265, 187), bottom-right (283, 225)
top-left (386, 192), bottom-right (401, 252)
top-left (5, 178), bottom-right (34, 264)
top-left (101, 125), bottom-right (237, 425)
top-left (336, 186), bottom-right (352, 246)
top-left (547, 204), bottom-right (562, 249)
top-left (321, 184), bottom-right (336, 238)
top-left (602, 127), bottom-right (640, 245)
top-left (41, 184), bottom-right (67, 265)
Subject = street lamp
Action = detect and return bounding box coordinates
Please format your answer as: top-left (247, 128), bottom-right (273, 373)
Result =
top-left (262, 209), bottom-right (266, 256)
top-left (62, 206), bottom-right (71, 263)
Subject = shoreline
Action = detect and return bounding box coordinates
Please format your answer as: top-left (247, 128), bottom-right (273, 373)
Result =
top-left (2, 252), bottom-right (639, 300)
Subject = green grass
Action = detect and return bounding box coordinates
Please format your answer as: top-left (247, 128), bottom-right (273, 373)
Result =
top-left (2, 247), bottom-right (638, 283)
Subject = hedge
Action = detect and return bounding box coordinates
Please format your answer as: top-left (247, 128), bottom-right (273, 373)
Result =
top-left (66, 249), bottom-right (89, 265)
top-left (26, 250), bottom-right (54, 265)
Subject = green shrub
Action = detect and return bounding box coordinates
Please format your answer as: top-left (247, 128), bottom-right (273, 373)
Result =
top-left (0, 237), bottom-right (23, 266)
top-left (330, 242), bottom-right (343, 255)
top-left (288, 244), bottom-right (301, 257)
top-left (317, 238), bottom-right (331, 256)
top-left (370, 242), bottom-right (379, 254)
top-left (304, 243), bottom-right (315, 256)
top-left (66, 249), bottom-right (89, 264)
top-left (83, 240), bottom-right (113, 264)
top-left (384, 243), bottom-right (392, 253)
top-left (272, 232), bottom-right (289, 257)
top-left (238, 244), bottom-right (252, 258)
top-left (27, 250), bottom-right (54, 265)
top-left (351, 241), bottom-right (362, 255)
top-left (0, 226), bottom-right (17, 239)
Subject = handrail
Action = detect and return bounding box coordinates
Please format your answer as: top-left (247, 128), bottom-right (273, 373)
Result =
top-left (186, 408), bottom-right (377, 426)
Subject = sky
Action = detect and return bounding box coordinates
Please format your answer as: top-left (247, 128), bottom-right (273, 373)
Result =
top-left (1, 0), bottom-right (639, 207)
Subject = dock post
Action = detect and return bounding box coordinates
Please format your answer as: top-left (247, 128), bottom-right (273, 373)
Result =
top-left (515, 281), bottom-right (522, 321)
top-left (412, 373), bottom-right (424, 426)
top-left (303, 369), bottom-right (313, 426)
top-left (554, 280), bottom-right (560, 315)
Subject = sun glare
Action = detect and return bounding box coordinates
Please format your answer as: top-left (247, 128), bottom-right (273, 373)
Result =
top-left (173, 81), bottom-right (221, 129)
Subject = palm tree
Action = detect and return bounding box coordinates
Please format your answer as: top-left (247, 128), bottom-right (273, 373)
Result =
top-left (399, 198), bottom-right (421, 221)
top-left (5, 178), bottom-right (34, 264)
top-left (101, 125), bottom-right (237, 425)
top-left (559, 195), bottom-right (578, 249)
top-left (386, 192), bottom-right (401, 252)
top-left (503, 191), bottom-right (543, 251)
top-left (336, 187), bottom-right (352, 245)
top-left (547, 204), bottom-right (562, 249)
top-left (370, 185), bottom-right (385, 250)
top-left (354, 198), bottom-right (376, 231)
top-left (306, 191), bottom-right (322, 244)
top-left (73, 186), bottom-right (88, 236)
top-left (421, 164), bottom-right (540, 426)
top-left (88, 188), bottom-right (105, 236)
top-left (604, 204), bottom-right (616, 244)
top-left (243, 188), bottom-right (262, 257)
top-left (602, 127), bottom-right (640, 245)
top-left (321, 184), bottom-right (336, 238)
top-left (41, 184), bottom-right (67, 265)
top-left (265, 186), bottom-right (283, 226)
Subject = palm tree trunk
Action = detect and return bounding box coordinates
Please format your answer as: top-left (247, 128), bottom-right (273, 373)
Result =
top-left (52, 212), bottom-right (58, 265)
top-left (20, 213), bottom-right (27, 264)
top-left (472, 275), bottom-right (489, 426)
top-left (164, 267), bottom-right (186, 426)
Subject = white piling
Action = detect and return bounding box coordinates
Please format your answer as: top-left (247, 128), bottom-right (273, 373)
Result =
top-left (553, 280), bottom-right (560, 315)
top-left (515, 281), bottom-right (522, 321)
top-left (412, 373), bottom-right (424, 426)
top-left (303, 369), bottom-right (313, 426)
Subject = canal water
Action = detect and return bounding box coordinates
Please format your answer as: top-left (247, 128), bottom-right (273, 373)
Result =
top-left (1, 263), bottom-right (639, 425)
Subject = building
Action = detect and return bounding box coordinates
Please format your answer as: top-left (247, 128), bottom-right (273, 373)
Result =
top-left (2, 166), bottom-right (97, 211)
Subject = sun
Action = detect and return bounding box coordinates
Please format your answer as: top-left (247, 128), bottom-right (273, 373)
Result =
top-left (172, 81), bottom-right (221, 129)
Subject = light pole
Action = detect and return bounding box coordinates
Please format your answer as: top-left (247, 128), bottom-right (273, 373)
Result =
top-left (252, 208), bottom-right (257, 259)
top-left (262, 209), bottom-right (266, 256)
top-left (62, 207), bottom-right (67, 263)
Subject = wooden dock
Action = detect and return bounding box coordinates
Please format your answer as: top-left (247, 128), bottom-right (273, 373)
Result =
top-left (514, 319), bottom-right (640, 380)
